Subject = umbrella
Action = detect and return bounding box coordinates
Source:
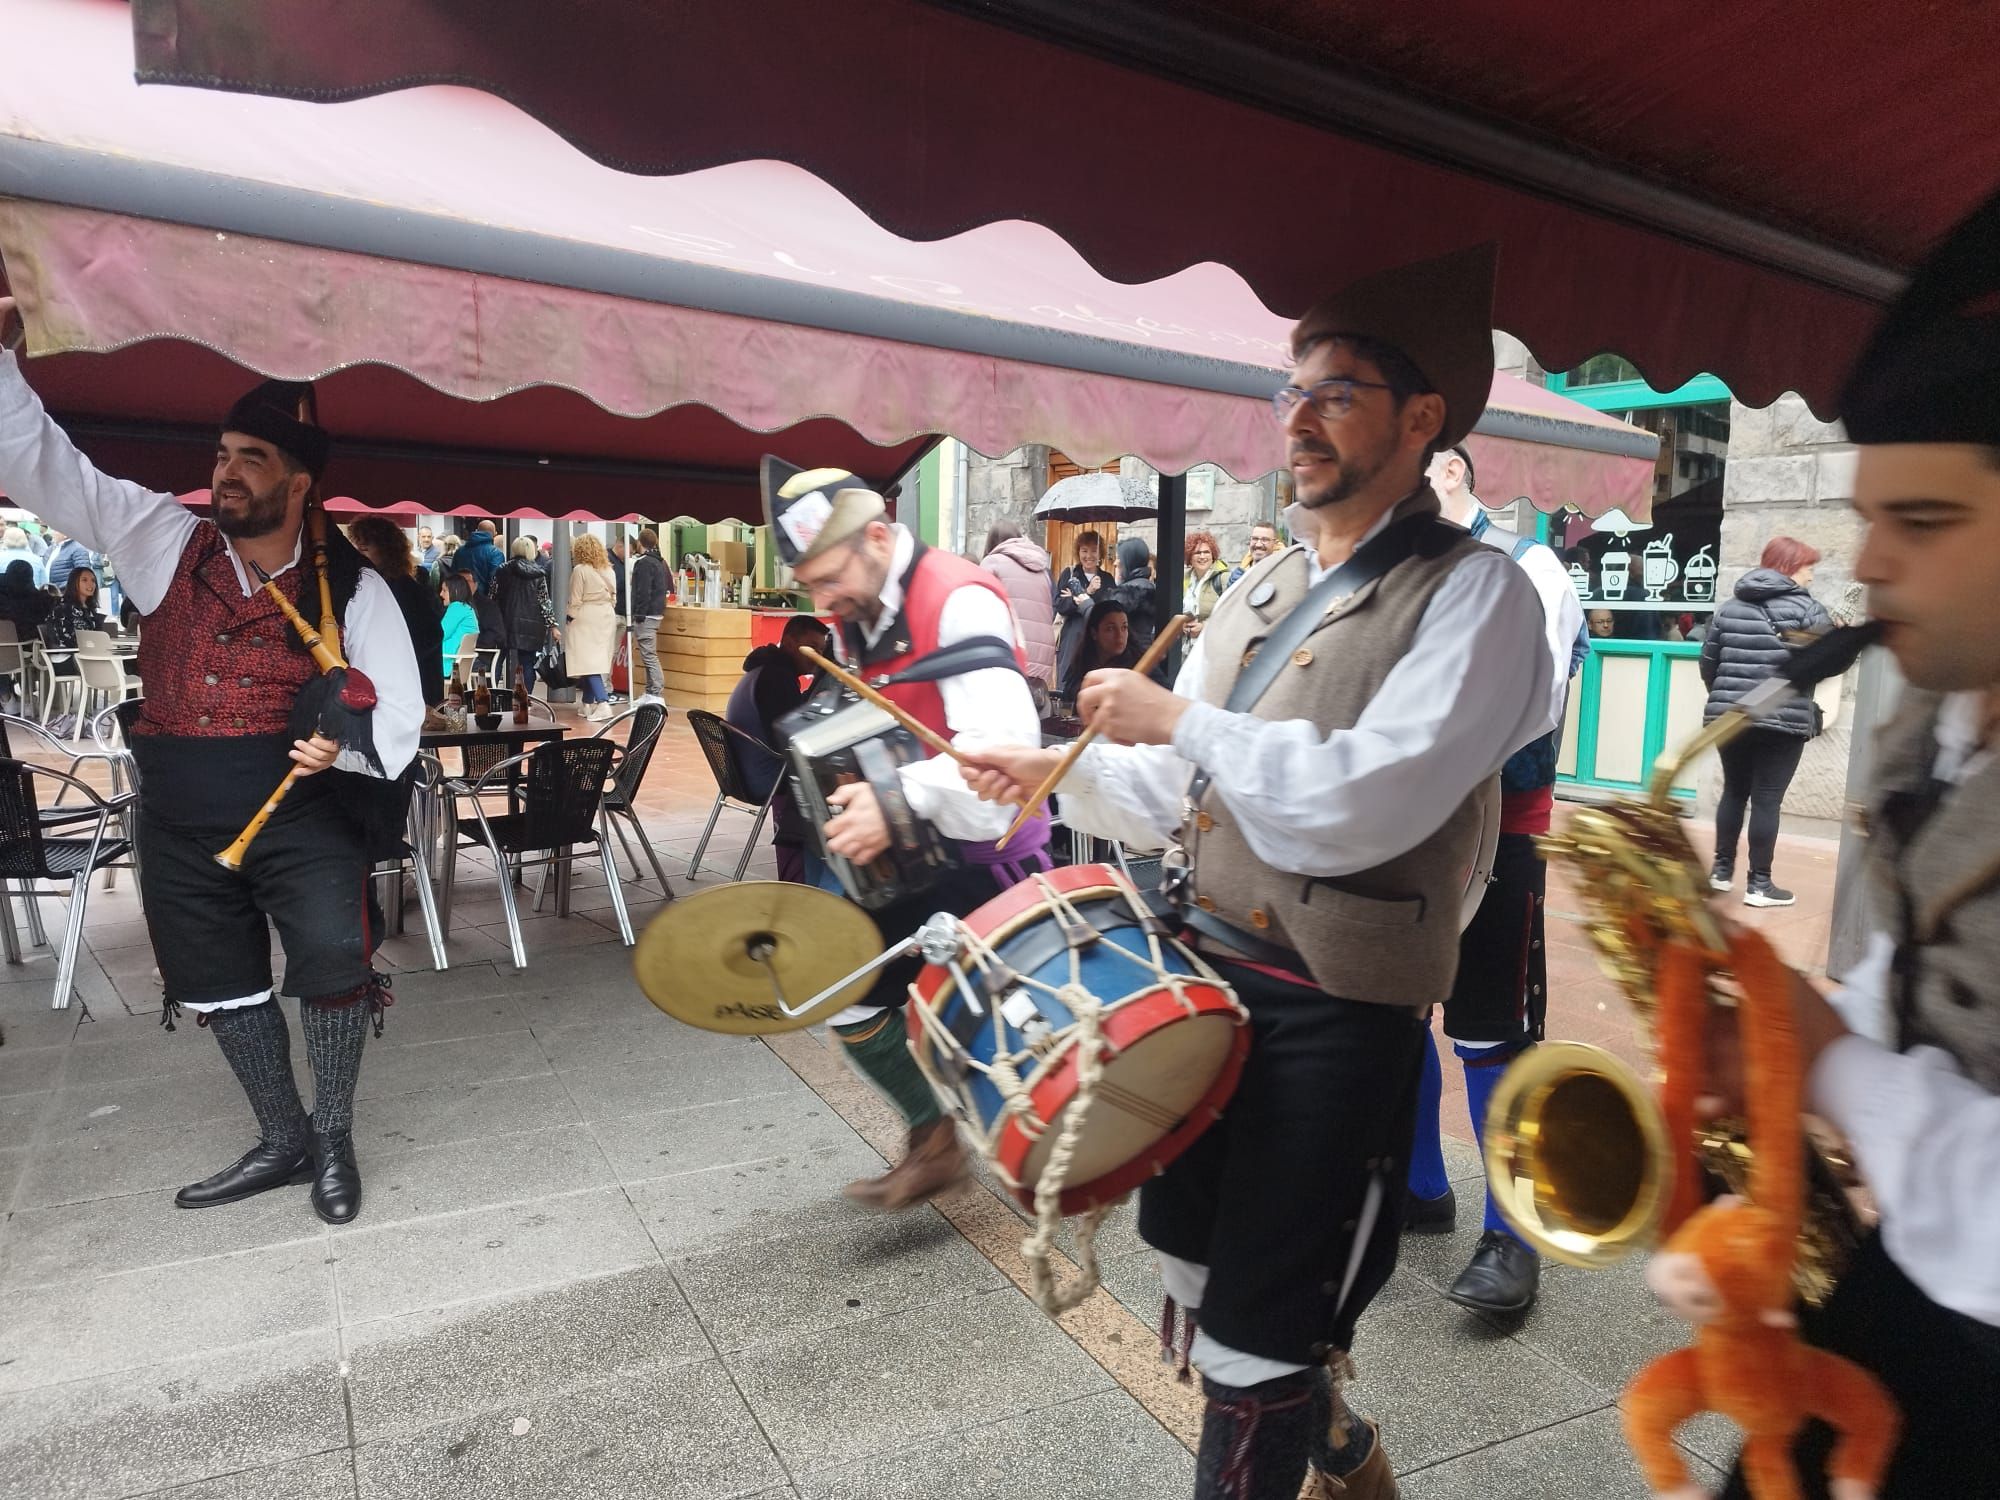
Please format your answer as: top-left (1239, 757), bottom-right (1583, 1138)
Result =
top-left (1032, 471), bottom-right (1157, 524)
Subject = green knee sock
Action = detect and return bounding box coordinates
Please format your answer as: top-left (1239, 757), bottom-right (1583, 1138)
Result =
top-left (832, 1012), bottom-right (942, 1132)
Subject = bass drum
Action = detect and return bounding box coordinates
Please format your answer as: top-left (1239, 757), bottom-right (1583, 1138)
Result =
top-left (1458, 777), bottom-right (1504, 932)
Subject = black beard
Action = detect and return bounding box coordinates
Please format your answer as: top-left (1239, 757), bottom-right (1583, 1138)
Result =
top-left (213, 478), bottom-right (292, 540)
top-left (1296, 438), bottom-right (1395, 511)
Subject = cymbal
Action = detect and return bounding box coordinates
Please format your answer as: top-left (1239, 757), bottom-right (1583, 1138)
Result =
top-left (633, 881), bottom-right (884, 1035)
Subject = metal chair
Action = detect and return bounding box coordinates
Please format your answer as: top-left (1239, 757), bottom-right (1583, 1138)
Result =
top-left (371, 756), bottom-right (450, 970)
top-left (25, 639), bottom-right (83, 730)
top-left (74, 629), bottom-right (140, 728)
top-left (0, 757), bottom-right (134, 1006)
top-left (684, 709), bottom-right (782, 882)
top-left (1, 712), bottom-right (141, 891)
top-left (590, 700), bottom-right (674, 895)
top-left (0, 621), bottom-right (28, 718)
top-left (440, 737), bottom-right (632, 968)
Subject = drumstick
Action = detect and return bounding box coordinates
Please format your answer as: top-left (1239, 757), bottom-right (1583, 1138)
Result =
top-left (996, 614), bottom-right (1187, 850)
top-left (798, 646), bottom-right (974, 768)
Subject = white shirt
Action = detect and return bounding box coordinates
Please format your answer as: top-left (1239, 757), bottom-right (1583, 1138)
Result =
top-left (852, 524), bottom-right (1042, 842)
top-left (0, 350), bottom-right (421, 779)
top-left (1499, 521), bottom-right (1588, 735)
top-left (1058, 499), bottom-right (1552, 870)
top-left (1811, 689), bottom-right (2000, 1326)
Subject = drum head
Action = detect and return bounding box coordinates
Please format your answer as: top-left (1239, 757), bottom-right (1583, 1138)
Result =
top-left (633, 881), bottom-right (883, 1034)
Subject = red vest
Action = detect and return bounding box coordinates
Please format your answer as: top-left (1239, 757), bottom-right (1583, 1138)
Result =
top-left (136, 522), bottom-right (322, 738)
top-left (848, 543), bottom-right (1028, 745)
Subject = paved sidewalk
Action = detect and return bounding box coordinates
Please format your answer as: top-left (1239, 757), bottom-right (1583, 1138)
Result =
top-left (0, 729), bottom-right (1841, 1498)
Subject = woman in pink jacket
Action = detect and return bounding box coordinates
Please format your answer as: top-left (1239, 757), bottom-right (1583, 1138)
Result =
top-left (980, 520), bottom-right (1058, 691)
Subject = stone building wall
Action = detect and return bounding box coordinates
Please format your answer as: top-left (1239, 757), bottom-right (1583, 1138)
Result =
top-left (1711, 396), bottom-right (1864, 822)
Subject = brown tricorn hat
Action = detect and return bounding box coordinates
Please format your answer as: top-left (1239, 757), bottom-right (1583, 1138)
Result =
top-left (1289, 244), bottom-right (1498, 449)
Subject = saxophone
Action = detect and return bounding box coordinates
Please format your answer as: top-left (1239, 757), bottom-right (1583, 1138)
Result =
top-left (1482, 622), bottom-right (1881, 1305)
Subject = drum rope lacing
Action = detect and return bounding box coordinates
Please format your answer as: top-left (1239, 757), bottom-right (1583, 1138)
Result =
top-left (906, 874), bottom-right (1245, 1317)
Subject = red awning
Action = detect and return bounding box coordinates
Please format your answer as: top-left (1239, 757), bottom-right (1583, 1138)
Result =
top-left (0, 0), bottom-right (1655, 522)
top-left (125, 0), bottom-right (2000, 417)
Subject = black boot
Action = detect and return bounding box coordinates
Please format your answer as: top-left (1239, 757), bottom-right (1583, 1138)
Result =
top-left (310, 1130), bottom-right (362, 1224)
top-left (175, 1139), bottom-right (314, 1209)
top-left (1401, 1183), bottom-right (1456, 1235)
top-left (1445, 1229), bottom-right (1540, 1314)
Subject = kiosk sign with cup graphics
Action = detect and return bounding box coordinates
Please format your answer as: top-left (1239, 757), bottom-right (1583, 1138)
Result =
top-left (1683, 544), bottom-right (1717, 603)
top-left (1641, 534), bottom-right (1679, 601)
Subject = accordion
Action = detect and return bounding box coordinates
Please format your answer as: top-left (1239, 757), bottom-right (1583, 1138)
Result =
top-left (778, 682), bottom-right (960, 910)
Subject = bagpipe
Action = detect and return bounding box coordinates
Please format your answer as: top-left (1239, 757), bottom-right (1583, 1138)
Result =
top-left (212, 503), bottom-right (383, 869)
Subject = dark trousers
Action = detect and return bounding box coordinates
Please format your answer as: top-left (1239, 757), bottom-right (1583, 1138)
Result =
top-left (1714, 727), bottom-right (1807, 882)
top-left (1138, 960), bottom-right (1428, 1365)
top-left (1443, 830), bottom-right (1547, 1044)
top-left (1720, 1234), bottom-right (2000, 1498)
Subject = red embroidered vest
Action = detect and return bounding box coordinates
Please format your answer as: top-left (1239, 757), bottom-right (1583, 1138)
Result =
top-left (845, 543), bottom-right (1028, 744)
top-left (136, 522), bottom-right (324, 738)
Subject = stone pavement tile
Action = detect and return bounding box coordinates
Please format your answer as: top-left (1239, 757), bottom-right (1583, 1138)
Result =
top-left (343, 1264), bottom-right (710, 1443)
top-left (0, 1041), bottom-right (65, 1098)
top-left (0, 1145), bottom-right (25, 1209)
top-left (330, 1122), bottom-right (618, 1234)
top-left (352, 1358), bottom-right (785, 1500)
top-left (358, 1072), bottom-right (584, 1154)
top-left (139, 1449), bottom-right (359, 1500)
top-left (353, 1029), bottom-right (552, 1102)
top-left (1341, 1296), bottom-right (1606, 1473)
top-left (673, 1209), bottom-right (1010, 1352)
top-left (376, 925), bottom-right (515, 972)
top-left (80, 914), bottom-right (153, 952)
top-left (0, 1181), bottom-right (318, 1289)
top-left (1396, 1407), bottom-right (1723, 1499)
top-left (1674, 1411), bottom-right (1748, 1474)
top-left (557, 1039), bottom-right (800, 1121)
top-left (0, 1330), bottom-right (347, 1500)
top-left (58, 1027), bottom-right (231, 1087)
top-left (1093, 1248), bottom-right (1161, 1323)
top-left (588, 1079), bottom-right (860, 1183)
top-left (40, 1066), bottom-right (252, 1141)
top-left (0, 949), bottom-right (123, 1013)
top-left (0, 995), bottom-right (88, 1049)
top-left (0, 1238), bottom-right (336, 1395)
top-left (626, 1140), bottom-right (891, 1260)
top-left (14, 1110), bottom-right (251, 1209)
top-left (0, 1084), bottom-right (54, 1138)
top-left (370, 991), bottom-right (531, 1049)
top-left (330, 1186), bottom-right (658, 1323)
top-left (532, 1008), bottom-right (744, 1074)
top-left (728, 1286), bottom-right (1113, 1475)
top-left (1500, 1253), bottom-right (1697, 1398)
top-left (801, 1387), bottom-right (1193, 1500)
top-left (477, 912), bottom-right (627, 955)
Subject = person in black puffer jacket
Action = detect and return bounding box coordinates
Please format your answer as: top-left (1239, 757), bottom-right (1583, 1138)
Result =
top-left (1698, 535), bottom-right (1834, 907)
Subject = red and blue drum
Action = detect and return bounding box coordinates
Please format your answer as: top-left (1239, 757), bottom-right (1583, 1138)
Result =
top-left (907, 865), bottom-right (1248, 1215)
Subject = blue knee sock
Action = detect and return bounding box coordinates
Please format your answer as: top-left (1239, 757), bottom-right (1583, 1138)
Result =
top-left (1457, 1041), bottom-right (1527, 1242)
top-left (1405, 1028), bottom-right (1450, 1204)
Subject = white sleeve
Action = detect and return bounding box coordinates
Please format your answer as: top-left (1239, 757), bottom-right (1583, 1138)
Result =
top-left (1825, 930), bottom-right (1897, 1046)
top-left (897, 581), bottom-right (1044, 841)
top-left (0, 350), bottom-right (195, 614)
top-left (1167, 550), bottom-right (1549, 877)
top-left (338, 571), bottom-right (424, 779)
top-left (1810, 1035), bottom-right (2000, 1325)
top-left (1520, 542), bottom-right (1586, 730)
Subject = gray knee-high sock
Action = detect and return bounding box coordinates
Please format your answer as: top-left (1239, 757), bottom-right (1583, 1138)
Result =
top-left (206, 1002), bottom-right (309, 1151)
top-left (1194, 1371), bottom-right (1316, 1500)
top-left (301, 999), bottom-right (371, 1139)
top-left (1306, 1363), bottom-right (1375, 1478)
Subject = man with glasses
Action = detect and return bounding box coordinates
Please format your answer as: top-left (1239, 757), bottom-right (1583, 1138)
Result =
top-left (960, 247), bottom-right (1550, 1499)
top-left (1228, 520), bottom-right (1281, 589)
top-left (761, 458), bottom-right (1052, 1212)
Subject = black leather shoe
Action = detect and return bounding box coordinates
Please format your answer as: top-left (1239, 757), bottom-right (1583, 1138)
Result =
top-left (1401, 1184), bottom-right (1457, 1235)
top-left (175, 1140), bottom-right (313, 1209)
top-left (1445, 1230), bottom-right (1539, 1314)
top-left (310, 1131), bottom-right (362, 1224)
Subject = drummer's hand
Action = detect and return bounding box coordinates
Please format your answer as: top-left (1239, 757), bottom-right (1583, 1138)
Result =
top-left (824, 780), bottom-right (890, 863)
top-left (958, 744), bottom-right (1064, 805)
top-left (1078, 667), bottom-right (1188, 746)
top-left (289, 733), bottom-right (340, 777)
top-left (1693, 922), bottom-right (1850, 1125)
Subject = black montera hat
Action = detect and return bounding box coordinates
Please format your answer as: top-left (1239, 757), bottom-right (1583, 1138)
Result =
top-left (222, 379), bottom-right (331, 479)
top-left (760, 456), bottom-right (885, 566)
top-left (1841, 185), bottom-right (2000, 447)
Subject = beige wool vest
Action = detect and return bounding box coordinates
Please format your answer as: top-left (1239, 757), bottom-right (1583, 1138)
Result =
top-left (1179, 490), bottom-right (1495, 1006)
top-left (1864, 688), bottom-right (2000, 1092)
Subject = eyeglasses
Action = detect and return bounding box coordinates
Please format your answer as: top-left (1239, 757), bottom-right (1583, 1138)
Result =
top-left (1271, 377), bottom-right (1395, 424)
